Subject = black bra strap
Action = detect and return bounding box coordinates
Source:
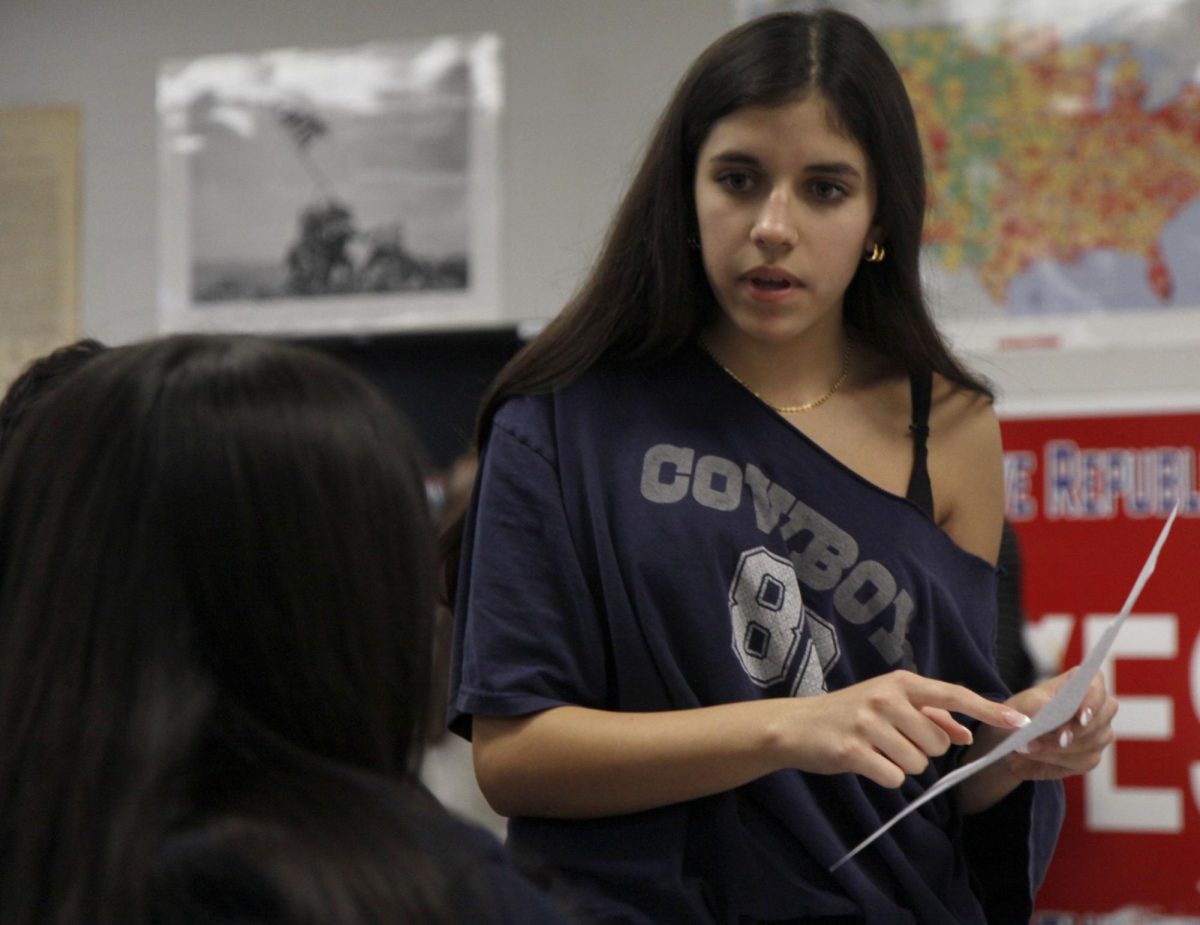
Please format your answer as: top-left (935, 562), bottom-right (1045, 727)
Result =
top-left (905, 371), bottom-right (934, 518)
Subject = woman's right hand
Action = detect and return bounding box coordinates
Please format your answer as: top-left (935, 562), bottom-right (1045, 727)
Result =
top-left (472, 671), bottom-right (1029, 818)
top-left (772, 670), bottom-right (1031, 788)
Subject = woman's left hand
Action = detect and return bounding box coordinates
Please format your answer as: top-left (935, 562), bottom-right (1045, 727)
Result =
top-left (1001, 669), bottom-right (1118, 781)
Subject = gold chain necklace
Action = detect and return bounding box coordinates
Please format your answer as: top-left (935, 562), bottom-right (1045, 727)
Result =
top-left (700, 338), bottom-right (852, 414)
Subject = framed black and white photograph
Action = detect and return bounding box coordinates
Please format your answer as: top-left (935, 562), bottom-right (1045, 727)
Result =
top-left (158, 34), bottom-right (502, 335)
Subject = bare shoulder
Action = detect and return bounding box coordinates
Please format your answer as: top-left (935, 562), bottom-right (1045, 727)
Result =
top-left (927, 374), bottom-right (1004, 564)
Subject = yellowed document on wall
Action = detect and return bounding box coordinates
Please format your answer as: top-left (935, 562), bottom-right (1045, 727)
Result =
top-left (0, 106), bottom-right (80, 389)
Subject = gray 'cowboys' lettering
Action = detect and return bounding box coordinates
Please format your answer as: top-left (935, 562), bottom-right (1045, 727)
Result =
top-left (640, 444), bottom-right (917, 674)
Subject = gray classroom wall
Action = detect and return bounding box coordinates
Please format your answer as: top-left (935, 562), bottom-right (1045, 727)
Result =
top-left (2, 0), bottom-right (1197, 415)
top-left (0, 0), bottom-right (730, 340)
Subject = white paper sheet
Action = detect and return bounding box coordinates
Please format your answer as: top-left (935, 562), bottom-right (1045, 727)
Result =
top-left (829, 502), bottom-right (1180, 872)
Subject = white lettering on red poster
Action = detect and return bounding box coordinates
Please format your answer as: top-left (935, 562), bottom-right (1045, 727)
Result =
top-left (1001, 412), bottom-right (1200, 920)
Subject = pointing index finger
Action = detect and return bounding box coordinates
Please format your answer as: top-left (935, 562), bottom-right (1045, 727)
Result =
top-left (915, 678), bottom-right (1030, 731)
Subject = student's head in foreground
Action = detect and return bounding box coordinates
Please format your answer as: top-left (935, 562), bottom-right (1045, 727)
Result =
top-left (0, 334), bottom-right (454, 922)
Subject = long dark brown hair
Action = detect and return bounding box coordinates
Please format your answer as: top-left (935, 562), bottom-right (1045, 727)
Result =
top-left (0, 335), bottom-right (462, 923)
top-left (442, 9), bottom-right (991, 602)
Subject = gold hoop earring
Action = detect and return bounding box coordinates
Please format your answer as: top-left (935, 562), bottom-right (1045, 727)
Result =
top-left (865, 243), bottom-right (886, 263)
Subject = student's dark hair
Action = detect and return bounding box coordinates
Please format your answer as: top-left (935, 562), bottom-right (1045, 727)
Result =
top-left (441, 9), bottom-right (988, 602)
top-left (0, 337), bottom-right (107, 448)
top-left (0, 335), bottom-right (457, 923)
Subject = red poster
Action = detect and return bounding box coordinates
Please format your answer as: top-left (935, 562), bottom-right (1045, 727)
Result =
top-left (1000, 412), bottom-right (1200, 921)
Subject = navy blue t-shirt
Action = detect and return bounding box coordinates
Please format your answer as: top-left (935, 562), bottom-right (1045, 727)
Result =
top-left (450, 345), bottom-right (1064, 924)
